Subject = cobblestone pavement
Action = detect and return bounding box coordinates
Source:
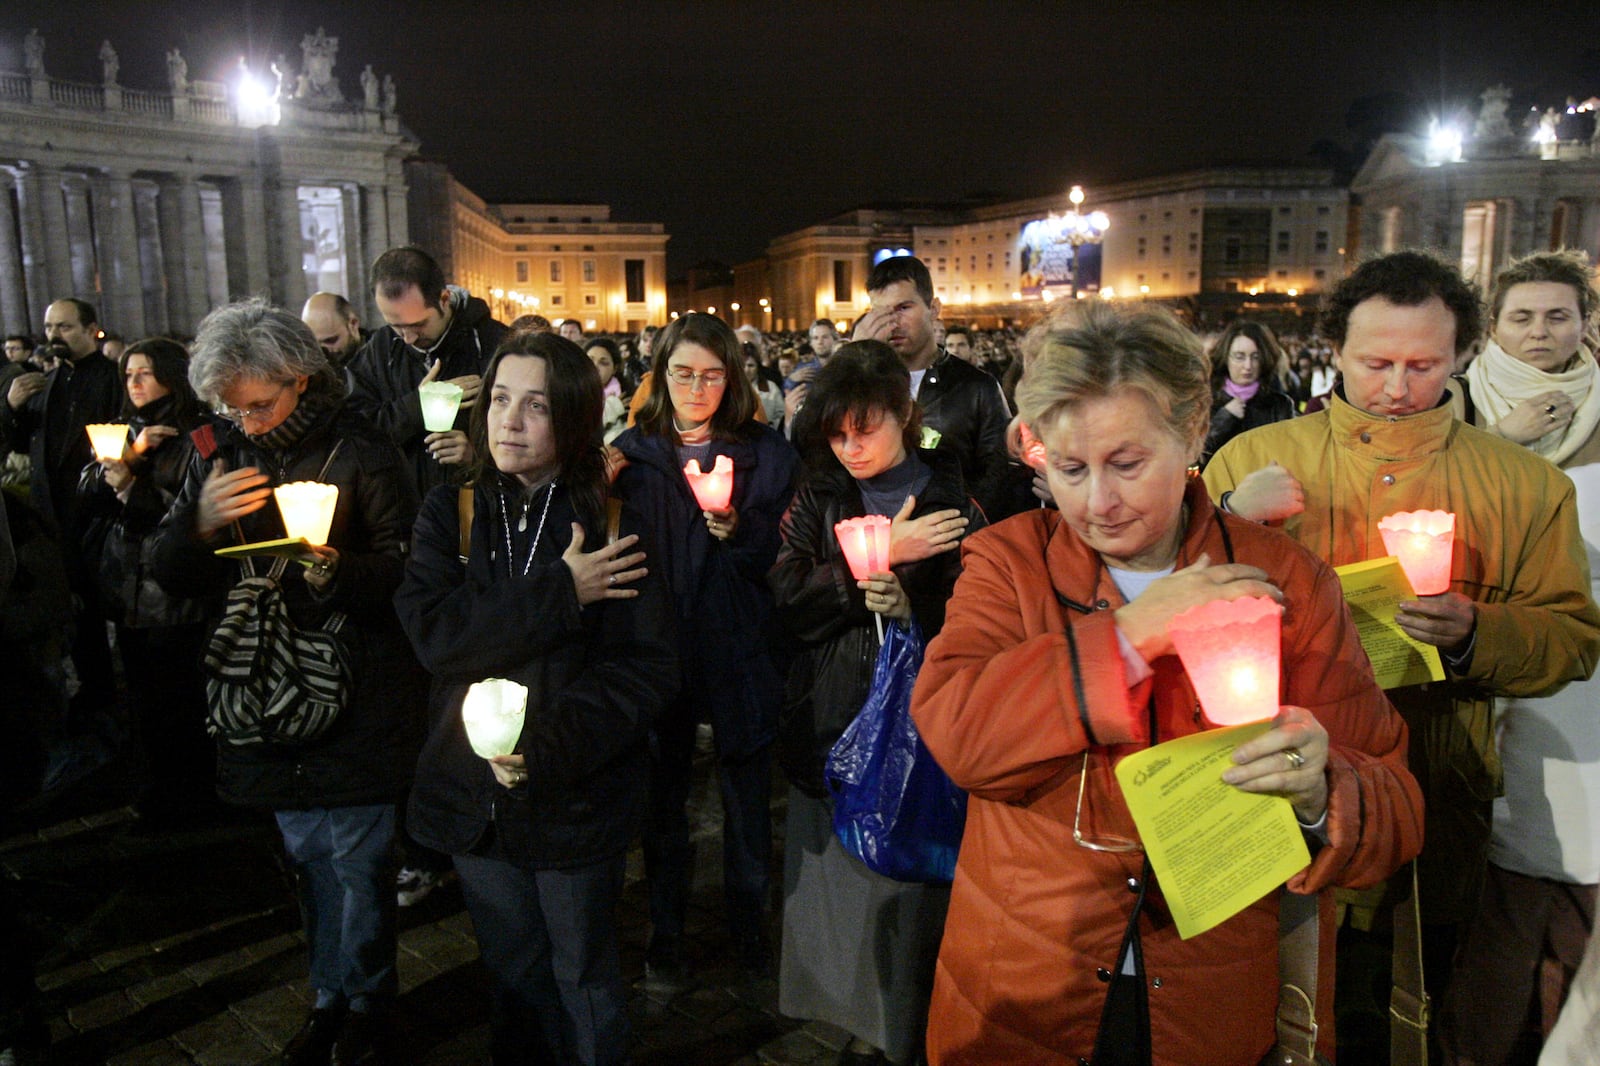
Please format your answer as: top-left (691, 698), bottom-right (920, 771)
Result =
top-left (2, 742), bottom-right (852, 1065)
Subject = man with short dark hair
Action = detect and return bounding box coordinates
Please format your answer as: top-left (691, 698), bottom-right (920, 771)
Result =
top-left (300, 291), bottom-right (368, 367)
top-left (1, 334), bottom-right (33, 402)
top-left (346, 246), bottom-right (507, 496)
top-left (0, 299), bottom-right (123, 713)
top-left (1205, 250), bottom-right (1600, 1020)
top-left (558, 319), bottom-right (584, 344)
top-left (853, 256), bottom-right (1011, 515)
top-left (943, 324), bottom-right (978, 365)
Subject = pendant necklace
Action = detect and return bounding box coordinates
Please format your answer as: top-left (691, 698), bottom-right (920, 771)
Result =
top-left (499, 480), bottom-right (557, 579)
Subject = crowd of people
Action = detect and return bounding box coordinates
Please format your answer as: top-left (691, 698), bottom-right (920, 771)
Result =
top-left (0, 244), bottom-right (1596, 1066)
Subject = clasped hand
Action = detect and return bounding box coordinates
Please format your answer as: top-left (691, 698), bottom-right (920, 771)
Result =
top-left (1221, 706), bottom-right (1330, 824)
top-left (889, 495), bottom-right (967, 564)
top-left (562, 523), bottom-right (648, 605)
top-left (1113, 553), bottom-right (1282, 663)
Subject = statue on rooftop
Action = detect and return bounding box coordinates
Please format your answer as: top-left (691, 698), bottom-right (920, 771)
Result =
top-left (166, 49), bottom-right (188, 94)
top-left (99, 40), bottom-right (118, 87)
top-left (23, 29), bottom-right (44, 78)
top-left (295, 26), bottom-right (342, 104)
top-left (1474, 84), bottom-right (1514, 141)
top-left (361, 64), bottom-right (379, 110)
top-left (382, 74), bottom-right (396, 116)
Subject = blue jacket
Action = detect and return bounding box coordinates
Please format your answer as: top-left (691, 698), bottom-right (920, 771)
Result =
top-left (612, 421), bottom-right (799, 759)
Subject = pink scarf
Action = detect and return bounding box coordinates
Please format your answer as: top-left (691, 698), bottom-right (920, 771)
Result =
top-left (1223, 378), bottom-right (1261, 403)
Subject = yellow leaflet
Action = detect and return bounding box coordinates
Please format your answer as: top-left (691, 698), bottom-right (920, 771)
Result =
top-left (1114, 722), bottom-right (1310, 940)
top-left (1333, 557), bottom-right (1445, 689)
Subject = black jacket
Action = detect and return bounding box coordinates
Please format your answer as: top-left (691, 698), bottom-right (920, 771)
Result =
top-left (1201, 382), bottom-right (1297, 468)
top-left (915, 352), bottom-right (1011, 520)
top-left (150, 401), bottom-right (426, 810)
top-left (395, 480), bottom-right (679, 868)
top-left (77, 404), bottom-right (214, 629)
top-left (768, 449), bottom-right (984, 797)
top-left (0, 353), bottom-right (122, 539)
top-left (344, 288), bottom-right (508, 497)
top-left (612, 421), bottom-right (800, 760)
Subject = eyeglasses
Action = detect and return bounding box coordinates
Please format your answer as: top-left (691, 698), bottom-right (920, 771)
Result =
top-left (664, 367), bottom-right (727, 389)
top-left (1072, 751), bottom-right (1143, 853)
top-left (220, 382), bottom-right (292, 424)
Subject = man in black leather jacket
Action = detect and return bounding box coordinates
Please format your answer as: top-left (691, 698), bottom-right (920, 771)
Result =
top-left (345, 246), bottom-right (508, 497)
top-left (851, 256), bottom-right (1011, 518)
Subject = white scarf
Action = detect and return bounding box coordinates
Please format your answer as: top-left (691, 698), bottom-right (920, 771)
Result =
top-left (1464, 340), bottom-right (1600, 466)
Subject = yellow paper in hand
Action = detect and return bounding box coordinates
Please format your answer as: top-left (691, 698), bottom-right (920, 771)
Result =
top-left (1333, 557), bottom-right (1445, 689)
top-left (1114, 723), bottom-right (1311, 940)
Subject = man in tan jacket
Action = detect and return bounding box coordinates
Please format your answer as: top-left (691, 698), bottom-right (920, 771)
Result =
top-left (1204, 250), bottom-right (1600, 1009)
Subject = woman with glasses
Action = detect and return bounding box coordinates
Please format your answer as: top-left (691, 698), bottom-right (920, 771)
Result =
top-left (151, 299), bottom-right (426, 1066)
top-left (77, 338), bottom-right (216, 828)
top-left (396, 331), bottom-right (675, 1065)
top-left (611, 312), bottom-right (800, 983)
top-left (1199, 320), bottom-right (1296, 468)
top-left (770, 340), bottom-right (980, 1066)
top-left (909, 303), bottom-right (1421, 1065)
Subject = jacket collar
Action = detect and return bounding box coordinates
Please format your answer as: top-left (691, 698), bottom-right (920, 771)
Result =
top-left (1046, 478), bottom-right (1228, 614)
top-left (1327, 390), bottom-right (1456, 461)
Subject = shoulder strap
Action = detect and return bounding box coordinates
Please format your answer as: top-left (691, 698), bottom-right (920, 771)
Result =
top-left (1274, 890), bottom-right (1321, 1064)
top-left (1389, 862), bottom-right (1430, 1066)
top-left (606, 495), bottom-right (623, 546)
top-left (457, 487), bottom-right (475, 564)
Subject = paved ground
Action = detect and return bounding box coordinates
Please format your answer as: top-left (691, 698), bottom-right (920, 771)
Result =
top-left (2, 736), bottom-right (852, 1065)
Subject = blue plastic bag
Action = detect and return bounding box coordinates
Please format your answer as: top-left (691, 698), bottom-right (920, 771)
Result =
top-left (826, 619), bottom-right (967, 882)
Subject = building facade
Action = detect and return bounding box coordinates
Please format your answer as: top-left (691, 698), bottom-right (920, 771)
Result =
top-left (749, 169), bottom-right (1348, 331)
top-left (1351, 99), bottom-right (1600, 284)
top-left (407, 162), bottom-right (669, 333)
top-left (0, 28), bottom-right (416, 338)
top-left (0, 28), bottom-right (670, 342)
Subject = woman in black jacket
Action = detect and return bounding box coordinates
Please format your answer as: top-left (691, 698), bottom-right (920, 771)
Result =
top-left (769, 341), bottom-right (983, 1066)
top-left (78, 338), bottom-right (214, 826)
top-left (1199, 320), bottom-right (1297, 468)
top-left (395, 331), bottom-right (677, 1066)
top-left (151, 300), bottom-right (425, 1066)
top-left (610, 313), bottom-right (799, 981)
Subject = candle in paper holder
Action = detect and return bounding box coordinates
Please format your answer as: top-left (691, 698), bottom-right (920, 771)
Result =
top-left (274, 482), bottom-right (339, 546)
top-left (461, 678), bottom-right (528, 759)
top-left (1168, 595), bottom-right (1284, 727)
top-left (418, 380), bottom-right (464, 432)
top-left (85, 423), bottom-right (129, 462)
top-left (1378, 510), bottom-right (1455, 595)
top-left (835, 515), bottom-right (893, 580)
top-left (684, 454), bottom-right (734, 511)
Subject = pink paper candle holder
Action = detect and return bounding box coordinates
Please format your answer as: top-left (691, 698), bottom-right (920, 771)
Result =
top-left (1168, 594), bottom-right (1284, 727)
top-left (684, 454), bottom-right (734, 511)
top-left (1377, 510), bottom-right (1455, 595)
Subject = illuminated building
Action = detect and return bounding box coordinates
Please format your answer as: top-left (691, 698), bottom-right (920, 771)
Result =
top-left (1351, 88), bottom-right (1600, 284)
top-left (748, 169), bottom-right (1347, 329)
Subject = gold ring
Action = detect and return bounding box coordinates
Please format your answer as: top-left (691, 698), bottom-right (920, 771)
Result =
top-left (1284, 748), bottom-right (1305, 771)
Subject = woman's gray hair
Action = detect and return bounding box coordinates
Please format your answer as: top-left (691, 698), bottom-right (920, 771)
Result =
top-left (189, 298), bottom-right (332, 404)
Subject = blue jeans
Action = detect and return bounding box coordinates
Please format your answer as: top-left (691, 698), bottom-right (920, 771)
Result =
top-left (274, 804), bottom-right (397, 1011)
top-left (454, 851), bottom-right (629, 1066)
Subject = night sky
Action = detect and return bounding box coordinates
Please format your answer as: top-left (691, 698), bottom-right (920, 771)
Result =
top-left (4, 2), bottom-right (1598, 273)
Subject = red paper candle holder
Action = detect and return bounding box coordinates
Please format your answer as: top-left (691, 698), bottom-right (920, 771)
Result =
top-left (1377, 510), bottom-right (1455, 596)
top-left (684, 454), bottom-right (734, 511)
top-left (834, 515), bottom-right (892, 580)
top-left (1168, 594), bottom-right (1284, 727)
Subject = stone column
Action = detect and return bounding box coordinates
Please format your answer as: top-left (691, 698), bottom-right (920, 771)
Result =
top-left (0, 173), bottom-right (29, 335)
top-left (133, 181), bottom-right (167, 336)
top-left (11, 167), bottom-right (50, 326)
top-left (221, 178), bottom-right (271, 301)
top-left (61, 173), bottom-right (98, 300)
top-left (385, 176), bottom-right (408, 250)
top-left (338, 183), bottom-right (361, 302)
top-left (94, 170), bottom-right (145, 338)
top-left (361, 183), bottom-right (389, 320)
top-left (155, 176), bottom-right (189, 332)
top-left (175, 177), bottom-right (211, 328)
top-left (20, 165), bottom-right (72, 303)
top-left (267, 179), bottom-right (307, 311)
